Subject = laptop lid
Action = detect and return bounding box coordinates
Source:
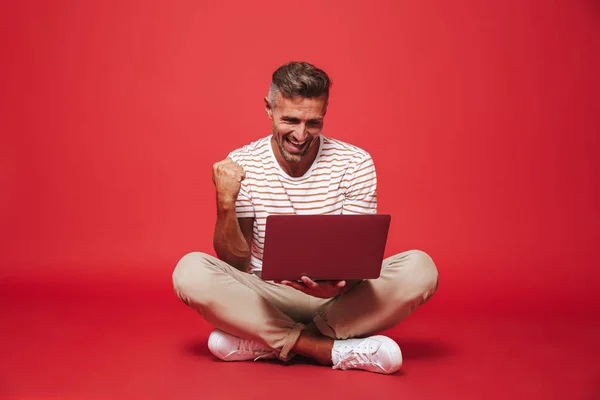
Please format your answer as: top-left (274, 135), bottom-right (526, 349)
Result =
top-left (260, 214), bottom-right (391, 281)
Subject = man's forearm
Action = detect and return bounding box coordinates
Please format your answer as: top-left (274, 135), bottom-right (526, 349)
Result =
top-left (213, 200), bottom-right (251, 271)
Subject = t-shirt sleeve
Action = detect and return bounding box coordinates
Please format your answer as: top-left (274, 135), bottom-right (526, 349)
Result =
top-left (227, 151), bottom-right (255, 218)
top-left (342, 154), bottom-right (378, 215)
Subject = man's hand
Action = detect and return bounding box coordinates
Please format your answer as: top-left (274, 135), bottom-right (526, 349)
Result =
top-left (278, 276), bottom-right (348, 299)
top-left (212, 158), bottom-right (246, 205)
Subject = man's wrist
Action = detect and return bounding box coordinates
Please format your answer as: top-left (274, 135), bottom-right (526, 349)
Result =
top-left (216, 194), bottom-right (236, 212)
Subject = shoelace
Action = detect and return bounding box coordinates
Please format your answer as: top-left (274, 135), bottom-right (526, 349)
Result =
top-left (237, 338), bottom-right (274, 361)
top-left (336, 340), bottom-right (385, 370)
top-left (238, 339), bottom-right (266, 354)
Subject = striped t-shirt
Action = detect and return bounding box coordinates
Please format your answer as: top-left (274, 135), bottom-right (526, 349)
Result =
top-left (227, 134), bottom-right (378, 274)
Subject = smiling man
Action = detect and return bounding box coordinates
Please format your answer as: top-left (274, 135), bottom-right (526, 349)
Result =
top-left (172, 61), bottom-right (439, 374)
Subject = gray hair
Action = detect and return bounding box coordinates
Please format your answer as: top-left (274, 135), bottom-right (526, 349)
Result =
top-left (267, 61), bottom-right (331, 105)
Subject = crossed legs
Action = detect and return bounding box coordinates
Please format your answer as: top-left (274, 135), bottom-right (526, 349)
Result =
top-left (172, 250), bottom-right (439, 362)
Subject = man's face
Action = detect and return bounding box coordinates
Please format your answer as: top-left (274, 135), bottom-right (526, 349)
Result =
top-left (265, 93), bottom-right (327, 163)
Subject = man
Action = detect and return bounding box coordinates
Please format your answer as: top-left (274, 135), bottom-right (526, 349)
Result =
top-left (172, 61), bottom-right (439, 374)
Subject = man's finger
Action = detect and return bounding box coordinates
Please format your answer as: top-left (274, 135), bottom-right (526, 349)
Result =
top-left (336, 280), bottom-right (347, 288)
top-left (301, 276), bottom-right (318, 289)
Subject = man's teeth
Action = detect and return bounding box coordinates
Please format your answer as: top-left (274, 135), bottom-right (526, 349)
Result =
top-left (288, 139), bottom-right (307, 146)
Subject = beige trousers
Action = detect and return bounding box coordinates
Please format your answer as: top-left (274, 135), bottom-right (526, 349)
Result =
top-left (172, 250), bottom-right (438, 361)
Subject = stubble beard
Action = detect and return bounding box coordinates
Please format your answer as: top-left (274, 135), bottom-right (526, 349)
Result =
top-left (275, 132), bottom-right (311, 163)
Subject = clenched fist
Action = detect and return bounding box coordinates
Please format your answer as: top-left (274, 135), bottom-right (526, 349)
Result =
top-left (212, 158), bottom-right (246, 205)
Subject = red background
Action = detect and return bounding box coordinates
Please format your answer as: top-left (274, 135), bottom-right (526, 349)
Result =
top-left (2, 0), bottom-right (599, 316)
top-left (2, 2), bottom-right (600, 398)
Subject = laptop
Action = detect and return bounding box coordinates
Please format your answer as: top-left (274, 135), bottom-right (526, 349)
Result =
top-left (260, 214), bottom-right (391, 281)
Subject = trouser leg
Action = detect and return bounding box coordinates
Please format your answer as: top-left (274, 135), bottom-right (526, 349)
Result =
top-left (313, 250), bottom-right (439, 339)
top-left (172, 252), bottom-right (316, 361)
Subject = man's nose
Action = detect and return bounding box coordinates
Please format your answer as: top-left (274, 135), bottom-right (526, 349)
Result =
top-left (293, 124), bottom-right (308, 141)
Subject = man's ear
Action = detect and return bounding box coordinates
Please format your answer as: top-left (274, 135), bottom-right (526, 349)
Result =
top-left (264, 97), bottom-right (273, 120)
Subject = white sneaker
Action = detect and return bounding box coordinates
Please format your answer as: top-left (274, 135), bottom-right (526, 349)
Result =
top-left (207, 329), bottom-right (277, 361)
top-left (331, 335), bottom-right (402, 374)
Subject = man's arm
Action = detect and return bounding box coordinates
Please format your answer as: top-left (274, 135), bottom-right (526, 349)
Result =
top-left (211, 158), bottom-right (254, 272)
top-left (213, 205), bottom-right (254, 271)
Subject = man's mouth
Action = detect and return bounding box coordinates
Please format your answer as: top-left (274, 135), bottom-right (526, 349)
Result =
top-left (284, 136), bottom-right (309, 152)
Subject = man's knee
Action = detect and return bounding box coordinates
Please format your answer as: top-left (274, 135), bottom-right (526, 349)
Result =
top-left (391, 249), bottom-right (439, 303)
top-left (409, 249), bottom-right (438, 284)
top-left (172, 252), bottom-right (214, 302)
top-left (413, 250), bottom-right (439, 302)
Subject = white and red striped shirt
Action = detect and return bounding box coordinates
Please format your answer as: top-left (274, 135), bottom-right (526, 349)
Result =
top-left (228, 134), bottom-right (377, 274)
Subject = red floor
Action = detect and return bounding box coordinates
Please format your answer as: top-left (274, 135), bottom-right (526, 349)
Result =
top-left (1, 276), bottom-right (598, 400)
